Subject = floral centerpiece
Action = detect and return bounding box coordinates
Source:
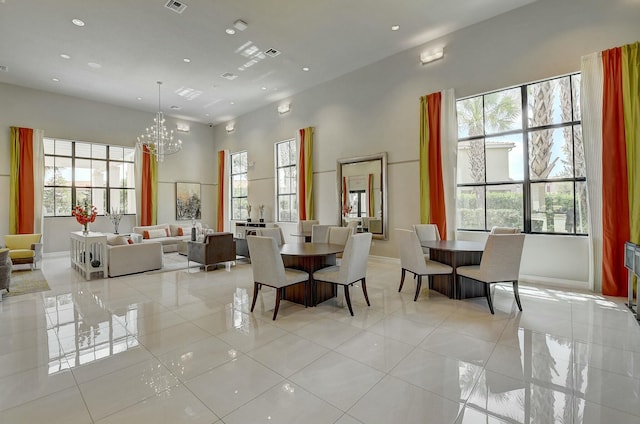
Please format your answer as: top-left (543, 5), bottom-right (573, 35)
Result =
top-left (105, 207), bottom-right (123, 234)
top-left (72, 199), bottom-right (97, 234)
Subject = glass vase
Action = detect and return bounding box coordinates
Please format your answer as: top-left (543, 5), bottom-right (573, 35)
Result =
top-left (82, 223), bottom-right (89, 235)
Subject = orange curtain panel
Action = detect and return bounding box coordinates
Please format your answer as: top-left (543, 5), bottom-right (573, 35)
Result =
top-left (583, 41), bottom-right (640, 295)
top-left (9, 127), bottom-right (35, 234)
top-left (419, 93), bottom-right (447, 239)
top-left (217, 150), bottom-right (226, 232)
top-left (140, 145), bottom-right (158, 226)
top-left (298, 127), bottom-right (314, 220)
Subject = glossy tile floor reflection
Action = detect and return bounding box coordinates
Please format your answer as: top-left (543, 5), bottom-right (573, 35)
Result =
top-left (1, 254), bottom-right (640, 423)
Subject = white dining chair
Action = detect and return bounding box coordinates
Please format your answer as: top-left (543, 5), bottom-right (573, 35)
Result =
top-left (395, 228), bottom-right (453, 301)
top-left (328, 226), bottom-right (352, 259)
top-left (311, 224), bottom-right (332, 243)
top-left (490, 226), bottom-right (519, 234)
top-left (298, 220), bottom-right (319, 235)
top-left (256, 226), bottom-right (285, 246)
top-left (346, 220), bottom-right (359, 234)
top-left (247, 236), bottom-right (309, 320)
top-left (413, 224), bottom-right (441, 256)
top-left (313, 233), bottom-right (372, 315)
top-left (457, 234), bottom-right (525, 314)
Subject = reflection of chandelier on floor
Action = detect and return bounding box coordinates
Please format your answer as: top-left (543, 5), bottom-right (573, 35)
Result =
top-left (137, 81), bottom-right (182, 162)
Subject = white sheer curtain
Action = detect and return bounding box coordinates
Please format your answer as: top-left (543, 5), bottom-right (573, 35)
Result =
top-left (33, 129), bottom-right (45, 234)
top-left (581, 52), bottom-right (604, 292)
top-left (440, 88), bottom-right (458, 241)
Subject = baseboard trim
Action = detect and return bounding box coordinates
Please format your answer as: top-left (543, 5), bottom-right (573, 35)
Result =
top-left (520, 274), bottom-right (592, 291)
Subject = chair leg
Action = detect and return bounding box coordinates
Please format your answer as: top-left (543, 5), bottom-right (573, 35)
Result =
top-left (414, 275), bottom-right (423, 301)
top-left (344, 285), bottom-right (354, 316)
top-left (250, 282), bottom-right (259, 312)
top-left (399, 268), bottom-right (406, 292)
top-left (361, 278), bottom-right (370, 307)
top-left (485, 283), bottom-right (495, 314)
top-left (513, 280), bottom-right (523, 311)
top-left (273, 288), bottom-right (282, 320)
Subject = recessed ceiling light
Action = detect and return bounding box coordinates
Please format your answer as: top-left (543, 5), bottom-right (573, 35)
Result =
top-left (72, 18), bottom-right (85, 27)
top-left (183, 58), bottom-right (191, 63)
top-left (60, 54), bottom-right (71, 59)
top-left (225, 28), bottom-right (236, 35)
top-left (230, 101), bottom-right (235, 105)
top-left (302, 67), bottom-right (310, 71)
top-left (261, 87), bottom-right (267, 91)
top-left (136, 97), bottom-right (143, 101)
top-left (233, 19), bottom-right (248, 31)
top-left (87, 62), bottom-right (101, 69)
top-left (170, 105), bottom-right (181, 110)
top-left (391, 25), bottom-right (400, 31)
top-left (205, 113), bottom-right (210, 117)
top-left (52, 78), bottom-right (60, 82)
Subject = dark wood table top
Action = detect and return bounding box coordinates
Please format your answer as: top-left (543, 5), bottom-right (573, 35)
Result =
top-left (279, 242), bottom-right (344, 256)
top-left (421, 240), bottom-right (485, 252)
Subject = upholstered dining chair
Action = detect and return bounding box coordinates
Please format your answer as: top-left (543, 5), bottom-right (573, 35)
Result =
top-left (247, 236), bottom-right (309, 320)
top-left (413, 224), bottom-right (441, 256)
top-left (256, 227), bottom-right (285, 246)
top-left (457, 234), bottom-right (525, 314)
top-left (395, 229), bottom-right (452, 301)
top-left (328, 226), bottom-right (352, 259)
top-left (311, 224), bottom-right (332, 243)
top-left (346, 220), bottom-right (359, 234)
top-left (313, 232), bottom-right (372, 316)
top-left (297, 220), bottom-right (319, 235)
top-left (490, 226), bottom-right (519, 234)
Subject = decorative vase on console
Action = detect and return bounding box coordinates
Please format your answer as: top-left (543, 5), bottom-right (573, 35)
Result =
top-left (72, 199), bottom-right (97, 235)
top-left (105, 207), bottom-right (123, 234)
top-left (246, 204), bottom-right (252, 222)
top-left (259, 204), bottom-right (265, 222)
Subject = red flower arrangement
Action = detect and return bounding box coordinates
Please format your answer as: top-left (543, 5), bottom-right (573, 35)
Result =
top-left (72, 199), bottom-right (97, 233)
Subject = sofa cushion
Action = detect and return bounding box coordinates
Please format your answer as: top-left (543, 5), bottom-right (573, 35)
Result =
top-left (144, 228), bottom-right (169, 239)
top-left (107, 235), bottom-right (129, 246)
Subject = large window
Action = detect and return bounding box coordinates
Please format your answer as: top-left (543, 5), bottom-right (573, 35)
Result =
top-left (44, 138), bottom-right (136, 216)
top-left (230, 151), bottom-right (248, 220)
top-left (275, 139), bottom-right (297, 222)
top-left (456, 73), bottom-right (586, 234)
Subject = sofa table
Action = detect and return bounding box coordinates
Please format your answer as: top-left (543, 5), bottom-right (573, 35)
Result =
top-left (70, 231), bottom-right (108, 280)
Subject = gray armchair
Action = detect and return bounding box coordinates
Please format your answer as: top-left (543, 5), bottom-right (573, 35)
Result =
top-left (0, 248), bottom-right (12, 297)
top-left (188, 232), bottom-right (236, 271)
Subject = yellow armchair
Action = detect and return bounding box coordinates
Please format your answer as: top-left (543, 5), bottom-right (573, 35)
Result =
top-left (4, 234), bottom-right (43, 269)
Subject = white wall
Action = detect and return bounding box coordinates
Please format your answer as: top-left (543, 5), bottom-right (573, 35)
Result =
top-left (211, 0), bottom-right (640, 289)
top-left (0, 83), bottom-right (216, 252)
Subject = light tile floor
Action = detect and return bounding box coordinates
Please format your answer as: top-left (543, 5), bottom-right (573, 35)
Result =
top-left (1, 254), bottom-right (639, 423)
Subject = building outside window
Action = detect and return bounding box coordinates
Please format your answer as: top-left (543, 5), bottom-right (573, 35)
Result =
top-left (230, 151), bottom-right (249, 220)
top-left (456, 73), bottom-right (586, 234)
top-left (275, 139), bottom-right (297, 222)
top-left (44, 138), bottom-right (136, 216)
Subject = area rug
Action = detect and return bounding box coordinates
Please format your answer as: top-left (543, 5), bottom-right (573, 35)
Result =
top-left (145, 253), bottom-right (200, 274)
top-left (6, 268), bottom-right (51, 296)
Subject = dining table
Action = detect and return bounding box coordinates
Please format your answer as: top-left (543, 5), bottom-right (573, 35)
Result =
top-left (421, 239), bottom-right (486, 299)
top-left (279, 242), bottom-right (345, 305)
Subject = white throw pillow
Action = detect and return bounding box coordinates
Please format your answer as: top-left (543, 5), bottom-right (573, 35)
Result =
top-left (107, 235), bottom-right (128, 246)
top-left (146, 228), bottom-right (168, 239)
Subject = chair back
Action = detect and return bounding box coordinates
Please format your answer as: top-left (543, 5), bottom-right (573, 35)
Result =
top-left (4, 233), bottom-right (42, 249)
top-left (479, 234), bottom-right (525, 282)
top-left (328, 226), bottom-right (352, 247)
top-left (339, 233), bottom-right (372, 283)
top-left (311, 224), bottom-right (332, 243)
top-left (346, 220), bottom-right (358, 234)
top-left (256, 227), bottom-right (285, 246)
top-left (413, 224), bottom-right (440, 243)
top-left (490, 226), bottom-right (519, 234)
top-left (247, 236), bottom-right (286, 284)
top-left (395, 229), bottom-right (428, 274)
top-left (298, 220), bottom-right (319, 234)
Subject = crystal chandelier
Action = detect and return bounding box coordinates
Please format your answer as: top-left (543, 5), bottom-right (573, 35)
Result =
top-left (137, 81), bottom-right (182, 162)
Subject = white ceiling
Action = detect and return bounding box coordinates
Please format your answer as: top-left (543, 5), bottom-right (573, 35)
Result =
top-left (0, 0), bottom-right (537, 125)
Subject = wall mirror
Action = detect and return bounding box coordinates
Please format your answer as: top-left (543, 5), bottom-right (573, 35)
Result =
top-left (337, 152), bottom-right (388, 240)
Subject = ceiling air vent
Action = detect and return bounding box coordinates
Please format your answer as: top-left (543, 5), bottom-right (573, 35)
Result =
top-left (220, 72), bottom-right (238, 81)
top-left (165, 0), bottom-right (187, 14)
top-left (265, 48), bottom-right (280, 58)
top-left (0, 65), bottom-right (8, 72)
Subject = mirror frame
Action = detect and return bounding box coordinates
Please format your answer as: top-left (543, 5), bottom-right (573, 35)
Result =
top-left (336, 152), bottom-right (388, 240)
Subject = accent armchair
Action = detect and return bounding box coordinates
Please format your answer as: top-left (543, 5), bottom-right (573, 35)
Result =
top-left (4, 234), bottom-right (43, 269)
top-left (0, 248), bottom-right (11, 298)
top-left (187, 232), bottom-right (236, 271)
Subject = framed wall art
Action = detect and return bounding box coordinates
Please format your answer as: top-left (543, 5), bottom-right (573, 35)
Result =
top-left (176, 182), bottom-right (201, 220)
